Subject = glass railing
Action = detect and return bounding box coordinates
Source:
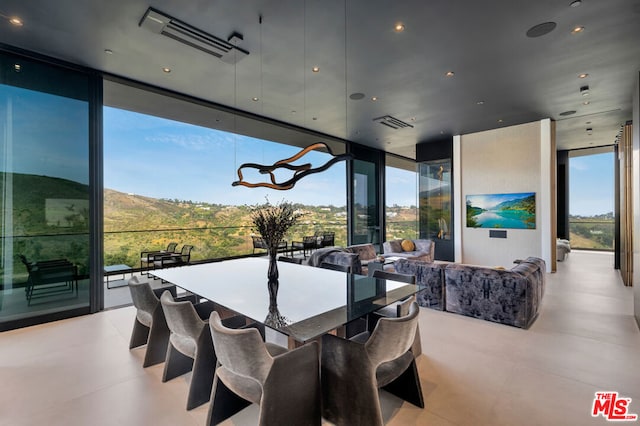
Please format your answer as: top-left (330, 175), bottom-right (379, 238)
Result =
top-left (568, 219), bottom-right (614, 251)
top-left (104, 221), bottom-right (348, 269)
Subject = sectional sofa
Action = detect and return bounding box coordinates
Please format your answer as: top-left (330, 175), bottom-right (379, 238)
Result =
top-left (394, 257), bottom-right (545, 329)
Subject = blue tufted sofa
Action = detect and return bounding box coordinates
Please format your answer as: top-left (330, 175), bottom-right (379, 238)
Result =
top-left (394, 257), bottom-right (545, 328)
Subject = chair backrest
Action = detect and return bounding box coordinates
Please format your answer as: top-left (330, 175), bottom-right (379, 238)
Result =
top-left (278, 256), bottom-right (303, 264)
top-left (160, 291), bottom-right (204, 343)
top-left (209, 311), bottom-right (274, 385)
top-left (252, 236), bottom-right (266, 249)
top-left (320, 262), bottom-right (351, 273)
top-left (322, 232), bottom-right (335, 246)
top-left (166, 242), bottom-right (178, 253)
top-left (179, 245), bottom-right (193, 262)
top-left (303, 235), bottom-right (316, 245)
top-left (128, 276), bottom-right (159, 315)
top-left (365, 300), bottom-right (419, 366)
top-left (372, 269), bottom-right (416, 284)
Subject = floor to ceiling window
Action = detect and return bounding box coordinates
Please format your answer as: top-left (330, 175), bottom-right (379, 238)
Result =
top-left (1, 53), bottom-right (92, 328)
top-left (103, 86), bottom-right (347, 270)
top-left (385, 155), bottom-right (418, 241)
top-left (569, 150), bottom-right (615, 250)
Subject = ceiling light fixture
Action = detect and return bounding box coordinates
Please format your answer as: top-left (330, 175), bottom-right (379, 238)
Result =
top-left (580, 85), bottom-right (590, 96)
top-left (498, 119), bottom-right (504, 123)
top-left (162, 67), bottom-right (171, 73)
top-left (578, 73), bottom-right (588, 79)
top-left (445, 71), bottom-right (455, 77)
top-left (583, 100), bottom-right (590, 105)
top-left (252, 97), bottom-right (259, 101)
top-left (476, 101), bottom-right (485, 105)
top-left (104, 49), bottom-right (113, 55)
top-left (312, 66), bottom-right (319, 72)
top-left (139, 7), bottom-right (249, 64)
top-left (8, 17), bottom-right (23, 26)
top-left (349, 93), bottom-right (365, 100)
top-left (394, 23), bottom-right (405, 32)
top-left (371, 96), bottom-right (378, 101)
top-left (570, 0), bottom-right (582, 7)
top-left (13, 64), bottom-right (21, 72)
top-left (571, 26), bottom-right (585, 34)
top-left (586, 127), bottom-right (593, 135)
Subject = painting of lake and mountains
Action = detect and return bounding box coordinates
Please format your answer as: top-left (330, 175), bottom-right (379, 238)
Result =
top-left (466, 192), bottom-right (536, 229)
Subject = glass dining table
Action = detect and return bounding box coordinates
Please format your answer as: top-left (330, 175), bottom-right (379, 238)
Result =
top-left (150, 257), bottom-right (419, 344)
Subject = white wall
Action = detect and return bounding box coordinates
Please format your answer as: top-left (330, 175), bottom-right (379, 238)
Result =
top-left (455, 120), bottom-right (553, 270)
top-left (632, 72), bottom-right (640, 328)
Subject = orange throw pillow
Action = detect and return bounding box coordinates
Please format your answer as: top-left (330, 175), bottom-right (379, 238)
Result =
top-left (401, 239), bottom-right (415, 252)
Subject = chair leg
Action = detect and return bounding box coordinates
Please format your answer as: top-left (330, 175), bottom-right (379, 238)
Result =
top-left (142, 309), bottom-right (170, 368)
top-left (162, 344), bottom-right (194, 382)
top-left (382, 358), bottom-right (424, 408)
top-left (186, 338), bottom-right (216, 410)
top-left (207, 374), bottom-right (251, 426)
top-left (129, 318), bottom-right (150, 349)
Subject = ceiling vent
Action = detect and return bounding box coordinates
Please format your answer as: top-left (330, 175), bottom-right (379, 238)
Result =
top-left (139, 7), bottom-right (249, 64)
top-left (373, 115), bottom-right (414, 130)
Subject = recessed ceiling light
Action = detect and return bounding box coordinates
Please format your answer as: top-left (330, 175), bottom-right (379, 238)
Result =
top-left (252, 97), bottom-right (259, 101)
top-left (586, 121), bottom-right (592, 124)
top-left (162, 67), bottom-right (171, 73)
top-left (349, 92), bottom-right (365, 100)
top-left (476, 101), bottom-right (485, 105)
top-left (291, 110), bottom-right (296, 114)
top-left (104, 49), bottom-right (113, 55)
top-left (559, 110), bottom-right (576, 116)
top-left (445, 71), bottom-right (454, 77)
top-left (312, 66), bottom-right (319, 73)
top-left (371, 96), bottom-right (378, 101)
top-left (312, 117), bottom-right (318, 120)
top-left (570, 0), bottom-right (582, 7)
top-left (9, 17), bottom-right (23, 26)
top-left (580, 85), bottom-right (590, 96)
top-left (498, 119), bottom-right (504, 123)
top-left (571, 26), bottom-right (585, 34)
top-left (583, 100), bottom-right (590, 105)
top-left (410, 117), bottom-right (416, 121)
top-left (578, 73), bottom-right (588, 79)
top-left (13, 64), bottom-right (21, 72)
top-left (394, 23), bottom-right (405, 32)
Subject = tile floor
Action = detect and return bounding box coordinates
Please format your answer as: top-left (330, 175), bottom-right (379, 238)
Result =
top-left (1, 251), bottom-right (639, 426)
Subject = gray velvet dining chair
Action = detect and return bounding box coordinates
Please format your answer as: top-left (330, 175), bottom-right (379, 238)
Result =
top-left (321, 300), bottom-right (424, 426)
top-left (371, 269), bottom-right (423, 357)
top-left (128, 275), bottom-right (176, 367)
top-left (207, 311), bottom-right (321, 426)
top-left (159, 291), bottom-right (247, 410)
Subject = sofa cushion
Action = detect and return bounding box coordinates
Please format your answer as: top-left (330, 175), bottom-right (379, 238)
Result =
top-left (386, 240), bottom-right (403, 253)
top-left (401, 239), bottom-right (415, 252)
top-left (346, 243), bottom-right (377, 265)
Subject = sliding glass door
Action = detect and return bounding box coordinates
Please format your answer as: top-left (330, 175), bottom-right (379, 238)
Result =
top-left (0, 52), bottom-right (93, 329)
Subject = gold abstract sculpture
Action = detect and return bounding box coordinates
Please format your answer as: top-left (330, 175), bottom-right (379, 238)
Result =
top-left (232, 142), bottom-right (352, 190)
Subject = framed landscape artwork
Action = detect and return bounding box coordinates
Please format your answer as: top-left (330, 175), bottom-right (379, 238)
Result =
top-left (466, 192), bottom-right (536, 229)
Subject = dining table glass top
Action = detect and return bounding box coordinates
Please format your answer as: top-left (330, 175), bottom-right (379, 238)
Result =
top-left (150, 257), bottom-right (419, 342)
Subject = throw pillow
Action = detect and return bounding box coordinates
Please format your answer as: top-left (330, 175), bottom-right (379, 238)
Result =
top-left (401, 239), bottom-right (415, 252)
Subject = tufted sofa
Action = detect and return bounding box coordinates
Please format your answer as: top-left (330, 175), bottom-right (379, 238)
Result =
top-left (393, 257), bottom-right (545, 329)
top-left (444, 257), bottom-right (545, 329)
top-left (382, 239), bottom-right (435, 263)
top-left (394, 258), bottom-right (447, 311)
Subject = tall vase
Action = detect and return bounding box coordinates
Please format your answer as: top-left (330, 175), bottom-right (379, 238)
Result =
top-left (268, 247), bottom-right (279, 282)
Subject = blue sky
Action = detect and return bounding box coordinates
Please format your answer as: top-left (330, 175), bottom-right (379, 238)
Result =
top-left (104, 107), bottom-right (418, 207)
top-left (104, 107), bottom-right (347, 206)
top-left (569, 152), bottom-right (614, 216)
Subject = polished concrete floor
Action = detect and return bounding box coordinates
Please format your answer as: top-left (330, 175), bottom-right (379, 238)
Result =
top-left (1, 251), bottom-right (639, 425)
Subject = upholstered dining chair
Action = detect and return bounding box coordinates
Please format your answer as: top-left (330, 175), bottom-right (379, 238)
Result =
top-left (321, 300), bottom-right (424, 426)
top-left (128, 275), bottom-right (177, 367)
top-left (159, 291), bottom-right (247, 410)
top-left (370, 269), bottom-right (422, 356)
top-left (207, 311), bottom-right (321, 426)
